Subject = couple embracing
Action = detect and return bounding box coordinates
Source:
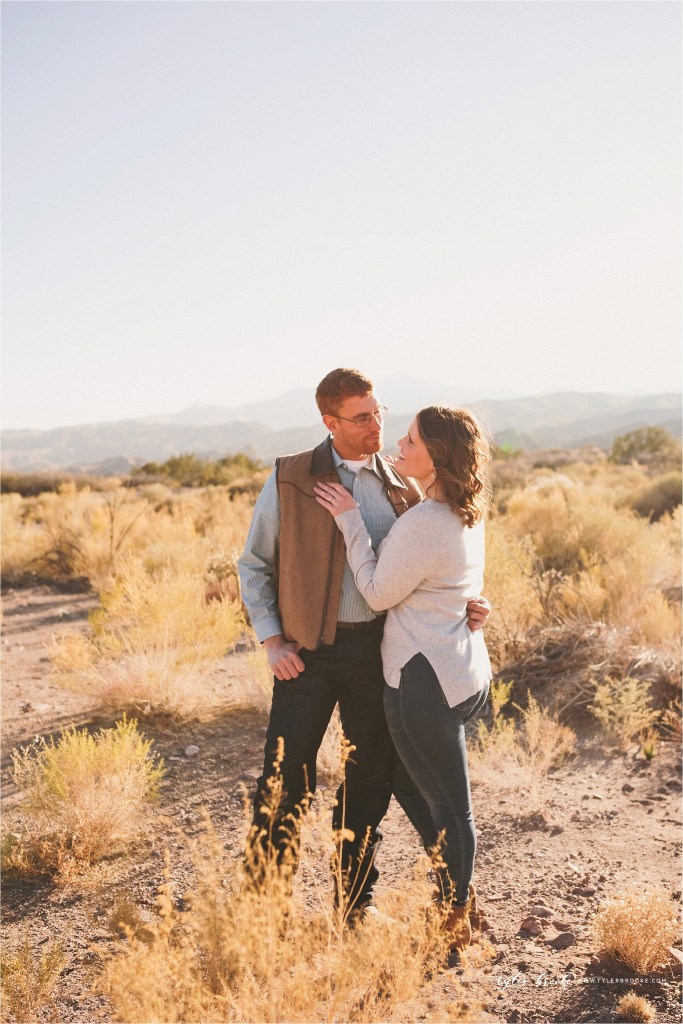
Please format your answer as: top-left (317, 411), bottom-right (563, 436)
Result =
top-left (238, 367), bottom-right (492, 951)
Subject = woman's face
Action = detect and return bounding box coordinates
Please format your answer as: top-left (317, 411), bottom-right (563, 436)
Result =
top-left (394, 417), bottom-right (435, 483)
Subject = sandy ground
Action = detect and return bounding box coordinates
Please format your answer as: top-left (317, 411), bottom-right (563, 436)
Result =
top-left (1, 584), bottom-right (681, 1023)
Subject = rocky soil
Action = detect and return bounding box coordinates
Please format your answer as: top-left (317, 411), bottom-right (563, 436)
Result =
top-left (2, 585), bottom-right (681, 1023)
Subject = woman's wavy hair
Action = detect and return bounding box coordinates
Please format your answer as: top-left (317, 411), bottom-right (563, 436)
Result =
top-left (416, 406), bottom-right (492, 526)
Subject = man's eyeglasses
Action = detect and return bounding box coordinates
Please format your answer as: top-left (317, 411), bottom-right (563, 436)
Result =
top-left (334, 406), bottom-right (389, 429)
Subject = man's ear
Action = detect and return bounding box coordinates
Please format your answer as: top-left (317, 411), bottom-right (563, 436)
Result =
top-left (322, 414), bottom-right (338, 434)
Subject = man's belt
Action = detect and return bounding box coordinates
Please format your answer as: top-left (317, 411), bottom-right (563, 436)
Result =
top-left (336, 615), bottom-right (386, 632)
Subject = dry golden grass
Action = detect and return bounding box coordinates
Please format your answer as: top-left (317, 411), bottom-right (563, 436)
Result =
top-left (0, 935), bottom-right (67, 1023)
top-left (51, 556), bottom-right (244, 717)
top-left (593, 889), bottom-right (679, 973)
top-left (589, 676), bottom-right (659, 750)
top-left (97, 752), bottom-right (483, 1024)
top-left (3, 718), bottom-right (163, 877)
top-left (485, 478), bottom-right (681, 667)
top-left (615, 991), bottom-right (657, 1023)
top-left (1, 483), bottom-right (256, 588)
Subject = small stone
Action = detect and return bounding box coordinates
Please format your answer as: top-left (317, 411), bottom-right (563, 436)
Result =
top-left (666, 778), bottom-right (682, 792)
top-left (553, 920), bottom-right (572, 931)
top-left (530, 905), bottom-right (554, 918)
top-left (657, 786), bottom-right (670, 795)
top-left (572, 885), bottom-right (596, 897)
top-left (20, 702), bottom-right (51, 714)
top-left (547, 931), bottom-right (577, 950)
top-left (501, 889), bottom-right (512, 899)
top-left (520, 916), bottom-right (543, 936)
top-left (622, 783), bottom-right (635, 794)
top-left (184, 745), bottom-right (200, 757)
top-left (590, 793), bottom-right (604, 800)
top-left (598, 874), bottom-right (607, 883)
top-left (549, 825), bottom-right (564, 836)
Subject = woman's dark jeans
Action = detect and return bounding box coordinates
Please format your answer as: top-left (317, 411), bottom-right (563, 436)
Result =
top-left (384, 652), bottom-right (489, 907)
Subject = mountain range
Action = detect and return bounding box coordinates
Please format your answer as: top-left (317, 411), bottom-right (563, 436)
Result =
top-left (2, 375), bottom-right (680, 473)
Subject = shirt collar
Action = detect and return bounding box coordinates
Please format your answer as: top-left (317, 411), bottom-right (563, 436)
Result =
top-left (331, 445), bottom-right (378, 476)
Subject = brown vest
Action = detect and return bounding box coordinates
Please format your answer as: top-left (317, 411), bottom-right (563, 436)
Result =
top-left (276, 436), bottom-right (423, 650)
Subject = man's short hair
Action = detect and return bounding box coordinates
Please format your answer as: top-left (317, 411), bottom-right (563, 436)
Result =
top-left (315, 368), bottom-right (374, 417)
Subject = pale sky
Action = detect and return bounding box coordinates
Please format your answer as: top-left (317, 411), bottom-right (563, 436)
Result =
top-left (2, 0), bottom-right (681, 430)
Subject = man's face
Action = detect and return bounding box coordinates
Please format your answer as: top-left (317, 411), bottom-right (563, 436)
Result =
top-left (322, 391), bottom-right (384, 460)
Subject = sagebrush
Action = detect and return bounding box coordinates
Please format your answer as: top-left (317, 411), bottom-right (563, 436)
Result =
top-left (4, 717), bottom-right (163, 875)
top-left (0, 936), bottom-right (67, 1023)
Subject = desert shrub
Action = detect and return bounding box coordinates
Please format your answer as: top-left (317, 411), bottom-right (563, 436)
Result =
top-left (594, 888), bottom-right (679, 972)
top-left (1, 471), bottom-right (103, 496)
top-left (51, 557), bottom-right (244, 716)
top-left (1, 483), bottom-right (165, 587)
top-left (504, 480), bottom-right (641, 578)
top-left (609, 426), bottom-right (681, 470)
top-left (484, 520), bottom-right (540, 662)
top-left (588, 676), bottom-right (658, 749)
top-left (4, 718), bottom-right (163, 875)
top-left (1, 482), bottom-right (257, 589)
top-left (0, 936), bottom-right (67, 1022)
top-left (614, 991), bottom-right (656, 1023)
top-left (486, 479), bottom-right (681, 661)
top-left (473, 693), bottom-right (575, 810)
top-left (135, 452), bottom-right (264, 487)
top-left (627, 472), bottom-right (682, 521)
top-left (0, 493), bottom-right (47, 583)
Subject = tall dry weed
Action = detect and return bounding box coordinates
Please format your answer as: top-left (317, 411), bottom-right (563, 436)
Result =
top-left (98, 761), bottom-right (474, 1024)
top-left (4, 718), bottom-right (163, 876)
top-left (51, 556), bottom-right (244, 716)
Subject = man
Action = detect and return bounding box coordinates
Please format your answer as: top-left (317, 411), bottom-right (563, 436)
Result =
top-left (238, 368), bottom-right (489, 915)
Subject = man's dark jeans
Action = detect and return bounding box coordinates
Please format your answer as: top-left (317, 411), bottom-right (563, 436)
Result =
top-left (384, 652), bottom-right (489, 907)
top-left (247, 618), bottom-right (394, 909)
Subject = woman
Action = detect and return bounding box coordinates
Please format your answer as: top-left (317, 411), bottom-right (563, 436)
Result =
top-left (314, 405), bottom-right (492, 951)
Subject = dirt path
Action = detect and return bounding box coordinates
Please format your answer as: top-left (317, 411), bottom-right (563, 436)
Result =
top-left (2, 586), bottom-right (681, 1023)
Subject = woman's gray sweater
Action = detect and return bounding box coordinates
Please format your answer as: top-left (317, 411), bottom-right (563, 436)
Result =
top-left (335, 499), bottom-right (491, 707)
